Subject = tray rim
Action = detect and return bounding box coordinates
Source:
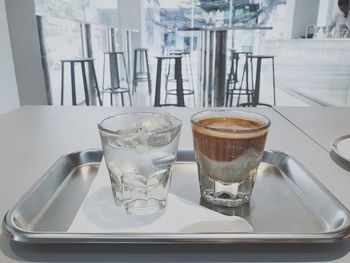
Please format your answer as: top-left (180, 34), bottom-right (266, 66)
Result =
top-left (3, 148), bottom-right (350, 244)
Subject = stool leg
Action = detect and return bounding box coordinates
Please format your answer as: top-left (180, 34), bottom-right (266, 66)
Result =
top-left (164, 60), bottom-right (170, 104)
top-left (102, 54), bottom-right (106, 92)
top-left (90, 61), bottom-right (103, 106)
top-left (81, 62), bottom-right (90, 106)
top-left (175, 57), bottom-right (185, 107)
top-left (253, 58), bottom-right (262, 106)
top-left (225, 56), bottom-right (234, 106)
top-left (60, 62), bottom-right (64, 105)
top-left (272, 57), bottom-right (276, 106)
top-left (229, 57), bottom-right (236, 107)
top-left (70, 62), bottom-right (77, 106)
top-left (250, 56), bottom-right (254, 94)
top-left (145, 50), bottom-right (152, 96)
top-left (184, 54), bottom-right (190, 82)
top-left (237, 57), bottom-right (248, 106)
top-left (140, 51), bottom-right (144, 74)
top-left (154, 59), bottom-right (162, 107)
top-left (165, 90), bottom-right (169, 104)
top-left (132, 49), bottom-right (137, 94)
top-left (165, 59), bottom-right (171, 93)
top-left (246, 56), bottom-right (254, 106)
top-left (234, 55), bottom-right (239, 83)
top-left (229, 90), bottom-right (233, 107)
top-left (114, 53), bottom-right (120, 88)
top-left (101, 54), bottom-right (106, 104)
top-left (187, 54), bottom-right (196, 107)
top-left (110, 93), bottom-right (113, 106)
top-left (121, 93), bottom-right (125, 106)
top-left (127, 91), bottom-right (132, 106)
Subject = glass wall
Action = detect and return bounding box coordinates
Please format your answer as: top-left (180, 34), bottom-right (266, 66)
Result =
top-left (144, 0), bottom-right (289, 106)
top-left (35, 0), bottom-right (119, 105)
top-left (35, 0), bottom-right (350, 107)
top-left (144, 0), bottom-right (350, 107)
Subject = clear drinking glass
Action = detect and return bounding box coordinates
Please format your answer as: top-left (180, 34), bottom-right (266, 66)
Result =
top-left (191, 110), bottom-right (270, 208)
top-left (98, 112), bottom-right (182, 215)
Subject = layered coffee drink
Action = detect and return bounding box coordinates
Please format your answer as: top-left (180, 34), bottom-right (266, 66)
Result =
top-left (191, 110), bottom-right (270, 207)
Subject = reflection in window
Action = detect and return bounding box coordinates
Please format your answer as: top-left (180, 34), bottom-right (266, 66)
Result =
top-left (35, 0), bottom-right (118, 26)
top-left (90, 25), bottom-right (109, 90)
top-left (35, 0), bottom-right (118, 105)
top-left (41, 17), bottom-right (84, 105)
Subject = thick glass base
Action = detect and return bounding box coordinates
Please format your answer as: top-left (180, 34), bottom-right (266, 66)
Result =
top-left (198, 166), bottom-right (256, 208)
top-left (122, 198), bottom-right (166, 215)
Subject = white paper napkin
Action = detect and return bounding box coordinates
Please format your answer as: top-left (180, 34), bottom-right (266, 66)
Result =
top-left (68, 158), bottom-right (253, 234)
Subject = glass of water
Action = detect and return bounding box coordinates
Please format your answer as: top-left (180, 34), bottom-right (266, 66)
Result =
top-left (98, 112), bottom-right (182, 215)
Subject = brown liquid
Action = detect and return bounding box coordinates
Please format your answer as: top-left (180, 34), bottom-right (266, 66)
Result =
top-left (192, 117), bottom-right (268, 162)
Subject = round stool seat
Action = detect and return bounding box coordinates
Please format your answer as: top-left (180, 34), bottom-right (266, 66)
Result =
top-left (103, 87), bottom-right (130, 93)
top-left (247, 55), bottom-right (275, 59)
top-left (155, 55), bottom-right (182, 59)
top-left (135, 48), bottom-right (148, 51)
top-left (169, 51), bottom-right (191, 56)
top-left (167, 88), bottom-right (194, 96)
top-left (104, 51), bottom-right (124, 55)
top-left (61, 58), bottom-right (94, 62)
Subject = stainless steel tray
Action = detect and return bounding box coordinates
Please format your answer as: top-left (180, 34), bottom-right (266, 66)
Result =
top-left (3, 149), bottom-right (350, 244)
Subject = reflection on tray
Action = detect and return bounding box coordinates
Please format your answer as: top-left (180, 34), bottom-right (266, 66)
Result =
top-left (200, 197), bottom-right (251, 218)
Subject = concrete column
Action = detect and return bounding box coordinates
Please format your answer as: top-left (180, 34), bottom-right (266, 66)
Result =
top-left (317, 0), bottom-right (334, 26)
top-left (0, 0), bottom-right (19, 114)
top-left (117, 0), bottom-right (146, 48)
top-left (5, 0), bottom-right (47, 106)
top-left (285, 0), bottom-right (320, 39)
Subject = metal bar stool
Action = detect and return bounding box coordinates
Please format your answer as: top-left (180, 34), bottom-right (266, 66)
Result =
top-left (238, 55), bottom-right (276, 107)
top-left (154, 55), bottom-right (185, 107)
top-left (165, 50), bottom-right (195, 106)
top-left (102, 52), bottom-right (132, 106)
top-left (132, 48), bottom-right (152, 96)
top-left (60, 58), bottom-right (102, 106)
top-left (226, 51), bottom-right (254, 107)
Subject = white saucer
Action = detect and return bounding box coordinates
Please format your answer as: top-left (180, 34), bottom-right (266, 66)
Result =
top-left (331, 135), bottom-right (350, 163)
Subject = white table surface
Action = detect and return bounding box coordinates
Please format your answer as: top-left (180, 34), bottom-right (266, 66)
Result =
top-left (1, 106), bottom-right (350, 262)
top-left (275, 107), bottom-right (350, 151)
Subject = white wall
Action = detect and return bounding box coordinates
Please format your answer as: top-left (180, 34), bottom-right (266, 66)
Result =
top-left (0, 0), bottom-right (19, 115)
top-left (317, 0), bottom-right (334, 26)
top-left (5, 0), bottom-right (47, 106)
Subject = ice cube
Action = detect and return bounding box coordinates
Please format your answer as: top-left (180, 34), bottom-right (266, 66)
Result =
top-left (109, 134), bottom-right (146, 150)
top-left (109, 114), bottom-right (179, 149)
top-left (119, 122), bottom-right (140, 135)
top-left (109, 122), bottom-right (146, 150)
top-left (140, 114), bottom-right (180, 148)
top-left (141, 113), bottom-right (176, 133)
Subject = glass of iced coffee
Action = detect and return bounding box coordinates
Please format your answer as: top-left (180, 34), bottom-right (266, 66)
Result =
top-left (191, 110), bottom-right (270, 208)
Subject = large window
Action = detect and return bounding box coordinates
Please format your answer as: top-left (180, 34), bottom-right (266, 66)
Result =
top-left (35, 0), bottom-right (118, 105)
top-left (144, 0), bottom-right (288, 106)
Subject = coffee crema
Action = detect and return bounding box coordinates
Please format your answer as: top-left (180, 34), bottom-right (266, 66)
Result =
top-left (192, 117), bottom-right (268, 162)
